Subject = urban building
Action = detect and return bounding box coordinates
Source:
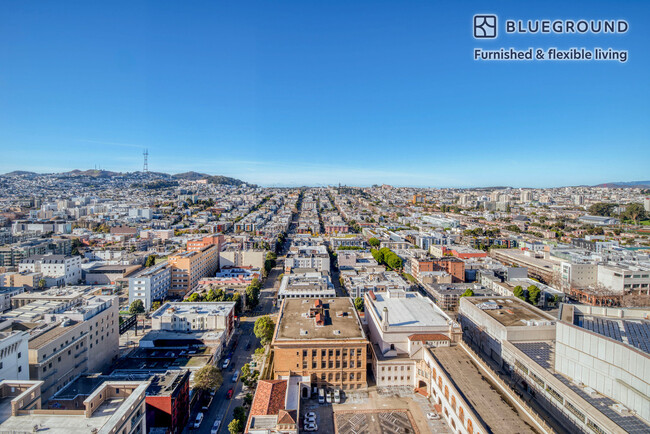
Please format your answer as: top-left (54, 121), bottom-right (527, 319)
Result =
top-left (277, 272), bottom-right (336, 300)
top-left (128, 261), bottom-right (172, 311)
top-left (272, 298), bottom-right (369, 391)
top-left (168, 245), bottom-right (219, 296)
top-left (18, 254), bottom-right (82, 286)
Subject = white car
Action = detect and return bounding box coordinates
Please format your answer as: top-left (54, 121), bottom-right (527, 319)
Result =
top-left (304, 415), bottom-right (316, 424)
top-left (210, 419), bottom-right (221, 434)
top-left (232, 371), bottom-right (239, 382)
top-left (304, 422), bottom-right (318, 432)
top-left (193, 412), bottom-right (204, 428)
top-left (304, 411), bottom-right (316, 420)
top-left (334, 389), bottom-right (341, 404)
top-left (426, 412), bottom-right (440, 420)
top-left (222, 358), bottom-right (230, 369)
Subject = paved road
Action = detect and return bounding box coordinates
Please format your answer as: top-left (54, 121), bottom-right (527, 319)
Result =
top-left (187, 266), bottom-right (282, 434)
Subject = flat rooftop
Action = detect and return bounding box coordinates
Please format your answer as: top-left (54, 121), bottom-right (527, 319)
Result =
top-left (430, 346), bottom-right (536, 434)
top-left (369, 291), bottom-right (449, 328)
top-left (465, 297), bottom-right (555, 327)
top-left (151, 301), bottom-right (234, 318)
top-left (29, 321), bottom-right (83, 349)
top-left (276, 298), bottom-right (365, 341)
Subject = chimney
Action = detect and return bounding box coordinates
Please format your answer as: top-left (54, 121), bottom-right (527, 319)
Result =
top-left (382, 307), bottom-right (389, 331)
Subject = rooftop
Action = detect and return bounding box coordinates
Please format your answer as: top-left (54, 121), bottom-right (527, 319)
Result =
top-left (151, 301), bottom-right (235, 318)
top-left (275, 298), bottom-right (365, 341)
top-left (430, 345), bottom-right (536, 433)
top-left (368, 290), bottom-right (450, 328)
top-left (464, 297), bottom-right (555, 328)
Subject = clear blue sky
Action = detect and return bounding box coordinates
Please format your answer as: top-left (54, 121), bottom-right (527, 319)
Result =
top-left (0, 1), bottom-right (648, 187)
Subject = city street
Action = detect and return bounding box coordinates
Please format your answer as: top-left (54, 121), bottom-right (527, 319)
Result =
top-left (186, 264), bottom-right (282, 434)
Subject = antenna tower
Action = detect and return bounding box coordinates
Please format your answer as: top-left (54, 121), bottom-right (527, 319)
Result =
top-left (143, 149), bottom-right (149, 173)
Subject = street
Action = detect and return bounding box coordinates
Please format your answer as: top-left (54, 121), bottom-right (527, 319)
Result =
top-left (186, 264), bottom-right (282, 434)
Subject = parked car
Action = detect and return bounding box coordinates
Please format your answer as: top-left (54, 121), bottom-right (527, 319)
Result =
top-left (304, 422), bottom-right (318, 432)
top-left (304, 411), bottom-right (316, 420)
top-left (232, 371), bottom-right (239, 382)
top-left (334, 388), bottom-right (341, 404)
top-left (318, 388), bottom-right (325, 404)
top-left (193, 412), bottom-right (204, 428)
top-left (222, 358), bottom-right (230, 369)
top-left (210, 419), bottom-right (222, 434)
top-left (226, 388), bottom-right (234, 399)
top-left (326, 390), bottom-right (333, 404)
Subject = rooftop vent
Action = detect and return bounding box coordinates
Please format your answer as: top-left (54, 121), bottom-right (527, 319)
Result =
top-left (333, 330), bottom-right (341, 335)
top-left (300, 329), bottom-right (308, 336)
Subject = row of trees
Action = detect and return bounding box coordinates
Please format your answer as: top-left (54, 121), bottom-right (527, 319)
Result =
top-left (589, 202), bottom-right (648, 223)
top-left (513, 284), bottom-right (542, 305)
top-left (185, 288), bottom-right (243, 314)
top-left (370, 247), bottom-right (403, 270)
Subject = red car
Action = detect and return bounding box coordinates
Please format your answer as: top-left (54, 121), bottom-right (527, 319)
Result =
top-left (226, 388), bottom-right (233, 399)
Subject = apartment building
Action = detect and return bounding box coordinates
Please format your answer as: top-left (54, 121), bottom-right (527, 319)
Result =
top-left (0, 379), bottom-right (148, 434)
top-left (277, 272), bottom-right (336, 300)
top-left (27, 296), bottom-right (120, 401)
top-left (272, 298), bottom-right (369, 391)
top-left (151, 301), bottom-right (235, 336)
top-left (18, 254), bottom-right (82, 286)
top-left (0, 287), bottom-right (25, 312)
top-left (168, 245), bottom-right (218, 296)
top-left (128, 261), bottom-right (171, 311)
top-left (219, 249), bottom-right (266, 269)
top-left (187, 234), bottom-right (225, 252)
top-left (0, 325), bottom-right (29, 381)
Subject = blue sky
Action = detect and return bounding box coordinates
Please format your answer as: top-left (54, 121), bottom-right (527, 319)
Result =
top-left (0, 1), bottom-right (648, 187)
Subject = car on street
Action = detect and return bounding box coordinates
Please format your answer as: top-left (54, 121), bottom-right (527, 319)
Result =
top-left (304, 422), bottom-right (318, 431)
top-left (226, 388), bottom-right (234, 399)
top-left (222, 358), bottom-right (230, 369)
top-left (193, 412), bottom-right (204, 428)
top-left (210, 419), bottom-right (221, 434)
top-left (232, 371), bottom-right (239, 382)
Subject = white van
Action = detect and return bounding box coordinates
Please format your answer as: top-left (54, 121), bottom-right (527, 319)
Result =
top-left (318, 387), bottom-right (325, 404)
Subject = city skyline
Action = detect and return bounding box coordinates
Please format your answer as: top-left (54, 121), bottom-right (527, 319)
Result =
top-left (1, 1), bottom-right (649, 187)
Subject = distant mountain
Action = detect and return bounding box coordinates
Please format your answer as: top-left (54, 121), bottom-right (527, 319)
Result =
top-left (593, 181), bottom-right (650, 188)
top-left (1, 169), bottom-right (250, 186)
top-left (3, 170), bottom-right (38, 176)
top-left (62, 169), bottom-right (121, 178)
top-left (172, 171), bottom-right (211, 180)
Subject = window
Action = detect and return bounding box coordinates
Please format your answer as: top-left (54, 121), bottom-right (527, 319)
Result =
top-left (17, 352), bottom-right (21, 358)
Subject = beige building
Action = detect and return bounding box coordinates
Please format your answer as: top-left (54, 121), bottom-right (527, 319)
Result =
top-left (219, 249), bottom-right (266, 269)
top-left (168, 245), bottom-right (218, 297)
top-left (27, 296), bottom-right (119, 401)
top-left (272, 298), bottom-right (369, 391)
top-left (0, 379), bottom-right (148, 434)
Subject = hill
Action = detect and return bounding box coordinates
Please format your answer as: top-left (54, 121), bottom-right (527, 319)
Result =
top-left (172, 171), bottom-right (211, 181)
top-left (593, 181), bottom-right (650, 188)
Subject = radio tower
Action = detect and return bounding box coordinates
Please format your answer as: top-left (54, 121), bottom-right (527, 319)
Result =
top-left (143, 149), bottom-right (149, 173)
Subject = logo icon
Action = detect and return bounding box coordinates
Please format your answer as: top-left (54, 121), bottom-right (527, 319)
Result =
top-left (474, 14), bottom-right (497, 39)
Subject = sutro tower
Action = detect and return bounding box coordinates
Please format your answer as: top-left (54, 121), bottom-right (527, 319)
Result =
top-left (143, 149), bottom-right (149, 173)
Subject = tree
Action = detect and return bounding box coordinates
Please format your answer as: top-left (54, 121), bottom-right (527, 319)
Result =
top-left (371, 249), bottom-right (383, 264)
top-left (228, 418), bottom-right (243, 434)
top-left (354, 297), bottom-right (364, 312)
top-left (205, 288), bottom-right (217, 302)
top-left (513, 286), bottom-right (526, 301)
top-left (243, 392), bottom-right (254, 407)
top-left (186, 293), bottom-right (202, 303)
top-left (588, 202), bottom-right (617, 217)
top-left (368, 237), bottom-right (380, 247)
top-left (233, 406), bottom-right (247, 423)
top-left (129, 299), bottom-right (145, 315)
top-left (193, 365), bottom-right (223, 392)
top-left (460, 288), bottom-right (475, 298)
top-left (527, 285), bottom-right (541, 305)
top-left (144, 255), bottom-right (158, 267)
top-left (386, 253), bottom-right (403, 270)
top-left (622, 203), bottom-right (646, 224)
top-left (151, 301), bottom-right (162, 311)
top-left (254, 316), bottom-right (275, 345)
top-left (37, 278), bottom-right (46, 289)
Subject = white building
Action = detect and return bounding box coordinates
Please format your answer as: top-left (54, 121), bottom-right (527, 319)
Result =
top-left (150, 302), bottom-right (235, 334)
top-left (0, 325), bottom-right (29, 381)
top-left (277, 272), bottom-right (336, 300)
top-left (128, 261), bottom-right (171, 311)
top-left (18, 254), bottom-right (82, 286)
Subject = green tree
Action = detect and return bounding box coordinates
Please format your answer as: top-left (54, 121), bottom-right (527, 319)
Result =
top-left (233, 406), bottom-right (247, 423)
top-left (513, 286), bottom-right (526, 301)
top-left (622, 203), bottom-right (646, 224)
top-left (460, 288), bottom-right (475, 298)
top-left (368, 237), bottom-right (380, 247)
top-left (37, 278), bottom-right (46, 289)
top-left (228, 418), bottom-right (243, 434)
top-left (354, 297), bottom-right (364, 312)
top-left (243, 392), bottom-right (254, 407)
top-left (129, 299), bottom-right (145, 315)
top-left (205, 288), bottom-right (217, 302)
top-left (254, 316), bottom-right (275, 345)
top-left (588, 202), bottom-right (618, 217)
top-left (186, 292), bottom-right (202, 303)
top-left (193, 365), bottom-right (223, 392)
top-left (371, 249), bottom-right (384, 264)
top-left (527, 285), bottom-right (541, 305)
top-left (151, 301), bottom-right (162, 311)
top-left (144, 255), bottom-right (158, 267)
top-left (386, 253), bottom-right (403, 270)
